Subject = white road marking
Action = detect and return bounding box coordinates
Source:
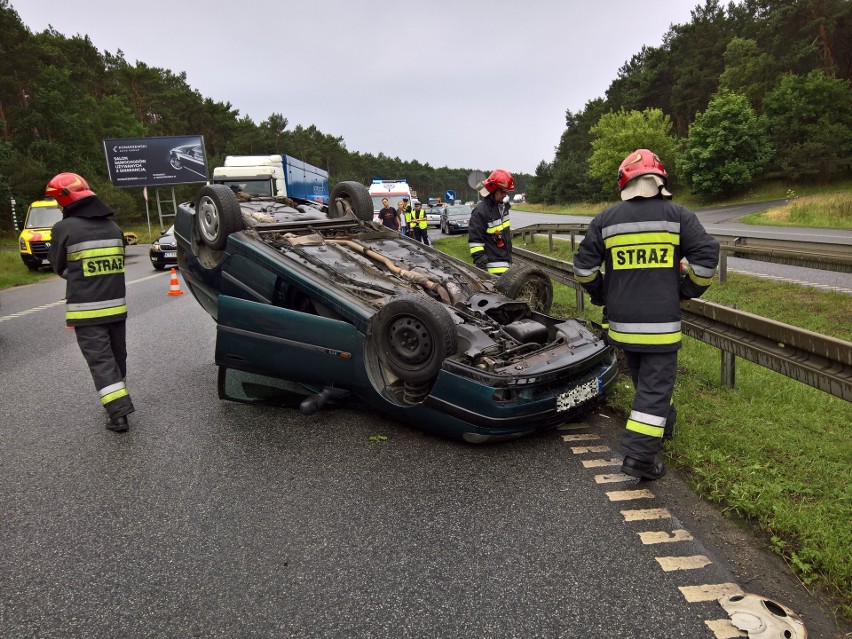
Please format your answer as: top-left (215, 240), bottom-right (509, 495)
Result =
top-left (621, 508), bottom-right (671, 522)
top-left (561, 433), bottom-right (601, 442)
top-left (638, 529), bottom-right (694, 544)
top-left (679, 583), bottom-right (743, 602)
top-left (570, 445), bottom-right (611, 454)
top-left (581, 457), bottom-right (622, 468)
top-left (705, 619), bottom-right (747, 638)
top-left (656, 555), bottom-right (712, 571)
top-left (606, 489), bottom-right (655, 501)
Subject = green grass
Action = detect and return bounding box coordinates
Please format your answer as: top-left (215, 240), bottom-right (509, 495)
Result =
top-left (0, 223), bottom-right (160, 290)
top-left (518, 179), bottom-right (852, 220)
top-left (741, 191), bottom-right (852, 229)
top-left (435, 233), bottom-right (852, 618)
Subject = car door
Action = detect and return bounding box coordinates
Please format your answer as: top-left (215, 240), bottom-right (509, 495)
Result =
top-left (214, 255), bottom-right (362, 388)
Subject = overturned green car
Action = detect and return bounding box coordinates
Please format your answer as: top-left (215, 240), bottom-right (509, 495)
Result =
top-left (175, 181), bottom-right (616, 443)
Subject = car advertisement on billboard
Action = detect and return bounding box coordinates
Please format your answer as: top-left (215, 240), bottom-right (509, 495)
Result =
top-left (103, 135), bottom-right (208, 188)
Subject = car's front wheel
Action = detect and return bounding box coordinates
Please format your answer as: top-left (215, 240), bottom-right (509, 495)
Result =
top-left (496, 265), bottom-right (554, 314)
top-left (194, 184), bottom-right (244, 251)
top-left (368, 294), bottom-right (457, 385)
top-left (329, 181), bottom-right (374, 222)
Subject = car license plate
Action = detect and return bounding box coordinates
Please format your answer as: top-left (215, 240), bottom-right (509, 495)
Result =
top-left (556, 377), bottom-right (602, 412)
top-left (164, 251), bottom-right (176, 258)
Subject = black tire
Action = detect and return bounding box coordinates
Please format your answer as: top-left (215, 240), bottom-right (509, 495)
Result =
top-left (24, 261), bottom-right (39, 272)
top-left (329, 181), bottom-right (373, 221)
top-left (368, 294), bottom-right (457, 385)
top-left (169, 155), bottom-right (182, 170)
top-left (195, 184), bottom-right (244, 251)
top-left (496, 265), bottom-right (554, 314)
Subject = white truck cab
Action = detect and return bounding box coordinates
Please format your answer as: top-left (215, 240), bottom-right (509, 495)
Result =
top-left (212, 155), bottom-right (329, 204)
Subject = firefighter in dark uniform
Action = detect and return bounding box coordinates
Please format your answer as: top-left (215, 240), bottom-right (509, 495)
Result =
top-left (468, 169), bottom-right (514, 274)
top-left (573, 150), bottom-right (719, 480)
top-left (47, 173), bottom-right (135, 433)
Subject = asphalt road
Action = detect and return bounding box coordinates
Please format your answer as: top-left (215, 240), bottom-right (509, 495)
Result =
top-left (0, 241), bottom-right (847, 637)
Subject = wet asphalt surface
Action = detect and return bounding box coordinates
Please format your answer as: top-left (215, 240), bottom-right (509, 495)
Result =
top-left (0, 240), bottom-right (848, 638)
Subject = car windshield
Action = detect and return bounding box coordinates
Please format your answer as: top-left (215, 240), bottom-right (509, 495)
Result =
top-left (447, 206), bottom-right (471, 217)
top-left (26, 206), bottom-right (63, 229)
top-left (220, 180), bottom-right (272, 197)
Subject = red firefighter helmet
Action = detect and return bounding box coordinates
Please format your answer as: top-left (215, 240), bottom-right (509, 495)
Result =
top-left (617, 150), bottom-right (667, 190)
top-left (481, 169), bottom-right (515, 194)
top-left (45, 172), bottom-right (95, 207)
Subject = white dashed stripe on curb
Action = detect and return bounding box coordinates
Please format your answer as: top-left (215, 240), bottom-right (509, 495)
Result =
top-left (679, 583), bottom-right (743, 602)
top-left (705, 619), bottom-right (747, 638)
top-left (581, 457), bottom-right (622, 468)
top-left (570, 445), bottom-right (611, 454)
top-left (606, 489), bottom-right (655, 501)
top-left (561, 433), bottom-right (601, 442)
top-left (638, 529), bottom-right (694, 544)
top-left (656, 555), bottom-right (712, 571)
top-left (620, 508), bottom-right (671, 521)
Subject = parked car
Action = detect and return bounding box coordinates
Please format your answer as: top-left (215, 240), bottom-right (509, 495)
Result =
top-left (440, 204), bottom-right (473, 235)
top-left (149, 225), bottom-right (178, 270)
top-left (425, 203), bottom-right (445, 228)
top-left (169, 143), bottom-right (205, 171)
top-left (174, 182), bottom-right (616, 443)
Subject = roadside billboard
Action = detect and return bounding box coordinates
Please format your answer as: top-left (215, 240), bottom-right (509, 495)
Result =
top-left (103, 135), bottom-right (208, 188)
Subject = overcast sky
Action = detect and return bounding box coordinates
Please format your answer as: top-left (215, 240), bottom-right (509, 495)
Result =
top-left (13, 0), bottom-right (702, 175)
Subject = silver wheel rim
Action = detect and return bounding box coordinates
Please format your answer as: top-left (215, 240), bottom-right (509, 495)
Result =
top-left (197, 195), bottom-right (220, 243)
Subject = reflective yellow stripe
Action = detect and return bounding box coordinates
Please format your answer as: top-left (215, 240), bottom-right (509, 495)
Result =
top-left (604, 232), bottom-right (680, 249)
top-left (575, 272), bottom-right (598, 283)
top-left (67, 247), bottom-right (124, 261)
top-left (101, 387), bottom-right (129, 405)
top-left (486, 221), bottom-right (510, 234)
top-left (688, 267), bottom-right (715, 286)
top-left (488, 266), bottom-right (509, 274)
top-left (607, 328), bottom-right (681, 345)
top-left (470, 246), bottom-right (484, 255)
top-left (626, 419), bottom-right (665, 438)
top-left (66, 305), bottom-right (127, 321)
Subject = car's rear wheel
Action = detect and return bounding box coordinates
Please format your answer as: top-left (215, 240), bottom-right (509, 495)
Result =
top-left (329, 181), bottom-right (373, 222)
top-left (368, 294), bottom-right (457, 385)
top-left (496, 265), bottom-right (554, 314)
top-left (195, 184), bottom-right (244, 251)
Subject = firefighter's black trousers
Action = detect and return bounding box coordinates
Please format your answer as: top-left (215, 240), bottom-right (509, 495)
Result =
top-left (74, 322), bottom-right (135, 420)
top-left (621, 350), bottom-right (678, 462)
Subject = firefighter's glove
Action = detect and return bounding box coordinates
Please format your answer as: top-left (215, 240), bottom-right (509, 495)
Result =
top-left (474, 256), bottom-right (488, 270)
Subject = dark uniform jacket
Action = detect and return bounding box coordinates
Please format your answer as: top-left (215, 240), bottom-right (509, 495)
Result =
top-left (468, 195), bottom-right (512, 273)
top-left (573, 196), bottom-right (719, 352)
top-left (48, 196), bottom-right (127, 327)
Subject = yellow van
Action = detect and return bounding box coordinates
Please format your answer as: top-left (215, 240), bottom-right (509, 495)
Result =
top-left (19, 198), bottom-right (63, 271)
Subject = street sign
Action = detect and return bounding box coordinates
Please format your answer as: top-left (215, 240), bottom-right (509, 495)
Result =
top-left (467, 171), bottom-right (486, 189)
top-left (444, 189), bottom-right (456, 203)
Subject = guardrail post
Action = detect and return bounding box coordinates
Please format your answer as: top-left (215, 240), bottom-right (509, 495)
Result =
top-left (570, 231), bottom-right (576, 251)
top-left (719, 248), bottom-right (727, 284)
top-left (720, 303), bottom-right (737, 388)
top-left (576, 288), bottom-right (585, 312)
top-left (548, 230), bottom-right (553, 252)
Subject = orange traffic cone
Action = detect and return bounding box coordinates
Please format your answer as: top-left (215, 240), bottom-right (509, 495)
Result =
top-left (167, 267), bottom-right (185, 296)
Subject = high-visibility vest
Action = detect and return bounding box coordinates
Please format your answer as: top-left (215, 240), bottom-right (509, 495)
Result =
top-left (411, 208), bottom-right (428, 230)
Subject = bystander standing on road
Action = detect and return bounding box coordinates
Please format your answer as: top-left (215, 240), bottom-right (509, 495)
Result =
top-left (402, 197), bottom-right (412, 236)
top-left (573, 149), bottom-right (719, 480)
top-left (378, 197), bottom-right (401, 231)
top-left (410, 201), bottom-right (430, 245)
top-left (468, 169), bottom-right (514, 274)
top-left (46, 172), bottom-right (135, 433)
top-left (396, 200), bottom-right (408, 235)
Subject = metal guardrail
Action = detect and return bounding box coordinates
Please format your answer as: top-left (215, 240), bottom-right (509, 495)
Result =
top-left (512, 247), bottom-right (852, 403)
top-left (514, 223), bottom-right (852, 274)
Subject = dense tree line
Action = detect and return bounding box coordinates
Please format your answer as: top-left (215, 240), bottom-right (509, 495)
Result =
top-left (0, 1), bottom-right (530, 229)
top-left (529, 0), bottom-right (852, 203)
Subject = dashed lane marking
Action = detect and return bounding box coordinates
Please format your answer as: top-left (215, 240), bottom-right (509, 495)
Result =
top-left (582, 457), bottom-right (622, 468)
top-left (594, 473), bottom-right (635, 484)
top-left (606, 488), bottom-right (655, 501)
top-left (679, 583), bottom-right (743, 603)
top-left (570, 445), bottom-right (611, 454)
top-left (705, 619), bottom-right (747, 638)
top-left (621, 507), bottom-right (671, 522)
top-left (638, 529), bottom-right (694, 544)
top-left (561, 433), bottom-right (601, 442)
top-left (0, 272), bottom-right (168, 323)
top-left (656, 555), bottom-right (713, 571)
